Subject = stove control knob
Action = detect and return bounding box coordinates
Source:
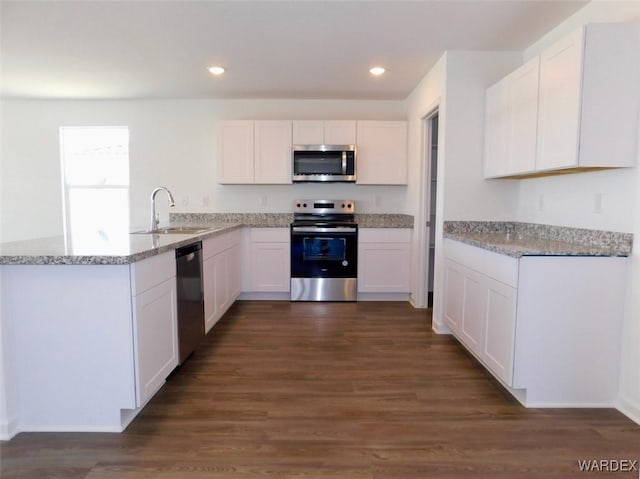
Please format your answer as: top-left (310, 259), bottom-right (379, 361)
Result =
top-left (342, 260), bottom-right (349, 267)
top-left (341, 203), bottom-right (345, 208)
top-left (303, 203), bottom-right (307, 208)
top-left (347, 203), bottom-right (352, 209)
top-left (296, 203), bottom-right (301, 208)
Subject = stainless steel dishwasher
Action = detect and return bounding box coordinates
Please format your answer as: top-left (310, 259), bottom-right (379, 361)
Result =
top-left (175, 242), bottom-right (205, 364)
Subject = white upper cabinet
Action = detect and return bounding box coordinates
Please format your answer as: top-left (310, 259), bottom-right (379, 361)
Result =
top-left (506, 57), bottom-right (539, 175)
top-left (538, 23), bottom-right (640, 171)
top-left (483, 80), bottom-right (509, 178)
top-left (356, 121), bottom-right (408, 185)
top-left (292, 120), bottom-right (356, 145)
top-left (484, 23), bottom-right (640, 178)
top-left (217, 120), bottom-right (292, 184)
top-left (217, 120), bottom-right (254, 184)
top-left (254, 120), bottom-right (292, 184)
top-left (536, 27), bottom-right (584, 171)
top-left (485, 56), bottom-right (539, 178)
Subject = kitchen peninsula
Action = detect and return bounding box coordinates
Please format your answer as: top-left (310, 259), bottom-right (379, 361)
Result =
top-left (0, 213), bottom-right (413, 438)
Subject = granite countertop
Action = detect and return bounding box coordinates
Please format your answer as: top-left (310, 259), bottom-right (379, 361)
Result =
top-left (0, 223), bottom-right (242, 266)
top-left (0, 213), bottom-right (414, 266)
top-left (444, 221), bottom-right (633, 258)
top-left (171, 213), bottom-right (414, 229)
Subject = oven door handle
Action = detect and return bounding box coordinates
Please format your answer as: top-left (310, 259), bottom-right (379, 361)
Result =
top-left (291, 226), bottom-right (357, 233)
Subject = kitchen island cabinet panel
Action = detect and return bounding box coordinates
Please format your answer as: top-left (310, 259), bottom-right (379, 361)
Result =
top-left (4, 264), bottom-right (137, 432)
top-left (2, 250), bottom-right (180, 434)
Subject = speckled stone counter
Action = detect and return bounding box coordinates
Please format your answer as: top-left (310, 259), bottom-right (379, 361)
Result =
top-left (171, 213), bottom-right (414, 228)
top-left (1, 213), bottom-right (414, 266)
top-left (171, 213), bottom-right (293, 228)
top-left (0, 224), bottom-right (242, 265)
top-left (444, 221), bottom-right (632, 258)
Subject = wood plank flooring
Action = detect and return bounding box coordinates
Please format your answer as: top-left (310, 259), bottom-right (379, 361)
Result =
top-left (2, 300), bottom-right (639, 478)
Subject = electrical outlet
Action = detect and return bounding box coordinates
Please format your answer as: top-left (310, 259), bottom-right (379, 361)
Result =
top-left (202, 195), bottom-right (210, 207)
top-left (594, 193), bottom-right (603, 214)
top-left (375, 195), bottom-right (382, 207)
top-left (259, 195), bottom-right (267, 207)
top-left (538, 194), bottom-right (544, 212)
top-left (180, 194), bottom-right (189, 207)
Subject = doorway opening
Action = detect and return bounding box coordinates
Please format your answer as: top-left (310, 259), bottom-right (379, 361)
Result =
top-left (426, 112), bottom-right (438, 307)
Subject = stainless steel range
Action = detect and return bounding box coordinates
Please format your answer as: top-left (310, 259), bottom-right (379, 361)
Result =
top-left (290, 199), bottom-right (358, 301)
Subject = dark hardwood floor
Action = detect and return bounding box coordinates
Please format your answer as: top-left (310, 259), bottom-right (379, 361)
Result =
top-left (2, 300), bottom-right (639, 478)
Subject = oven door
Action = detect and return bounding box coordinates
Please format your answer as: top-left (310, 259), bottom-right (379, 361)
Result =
top-left (290, 226), bottom-right (357, 279)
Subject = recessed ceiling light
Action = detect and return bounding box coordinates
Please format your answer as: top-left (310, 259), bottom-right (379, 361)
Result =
top-left (369, 66), bottom-right (386, 76)
top-left (208, 66), bottom-right (226, 76)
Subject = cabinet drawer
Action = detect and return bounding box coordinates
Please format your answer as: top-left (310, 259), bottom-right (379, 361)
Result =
top-left (250, 227), bottom-right (289, 242)
top-left (359, 228), bottom-right (411, 243)
top-left (484, 250), bottom-right (518, 287)
top-left (444, 239), bottom-right (518, 287)
top-left (203, 232), bottom-right (228, 259)
top-left (130, 251), bottom-right (176, 296)
top-left (444, 239), bottom-right (485, 273)
top-left (227, 228), bottom-right (242, 247)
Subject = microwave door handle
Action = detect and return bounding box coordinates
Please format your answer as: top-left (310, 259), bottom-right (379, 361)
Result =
top-left (342, 151), bottom-right (347, 175)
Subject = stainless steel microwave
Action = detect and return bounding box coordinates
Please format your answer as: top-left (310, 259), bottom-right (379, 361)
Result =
top-left (292, 145), bottom-right (356, 182)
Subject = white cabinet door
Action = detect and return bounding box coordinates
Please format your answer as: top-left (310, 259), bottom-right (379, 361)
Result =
top-left (324, 120), bottom-right (356, 144)
top-left (484, 56), bottom-right (539, 178)
top-left (358, 229), bottom-right (411, 293)
top-left (248, 228), bottom-right (290, 292)
top-left (356, 121), bottom-right (408, 185)
top-left (203, 253), bottom-right (229, 333)
top-left (443, 259), bottom-right (464, 334)
top-left (459, 269), bottom-right (485, 356)
top-left (292, 120), bottom-right (356, 145)
top-left (292, 121), bottom-right (324, 144)
top-left (483, 277), bottom-right (517, 386)
top-left (228, 243), bottom-right (242, 300)
top-left (132, 277), bottom-right (178, 406)
top-left (536, 27), bottom-right (584, 171)
top-left (254, 120), bottom-right (292, 184)
top-left (506, 56), bottom-right (539, 175)
top-left (217, 120), bottom-right (254, 184)
top-left (483, 80), bottom-right (508, 178)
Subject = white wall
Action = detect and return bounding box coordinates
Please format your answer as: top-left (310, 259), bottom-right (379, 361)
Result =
top-left (404, 51), bottom-right (522, 318)
top-left (1, 99), bottom-right (407, 242)
top-left (515, 1), bottom-right (640, 424)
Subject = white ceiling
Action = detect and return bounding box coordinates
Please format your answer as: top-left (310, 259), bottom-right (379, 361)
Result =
top-left (1, 0), bottom-right (590, 101)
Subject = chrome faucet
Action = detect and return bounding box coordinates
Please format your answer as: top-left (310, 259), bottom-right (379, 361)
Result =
top-left (150, 186), bottom-right (175, 231)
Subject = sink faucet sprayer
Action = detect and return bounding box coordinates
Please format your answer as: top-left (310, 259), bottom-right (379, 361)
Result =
top-left (150, 186), bottom-right (175, 231)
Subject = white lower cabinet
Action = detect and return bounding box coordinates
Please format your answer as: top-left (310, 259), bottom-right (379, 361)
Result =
top-left (358, 228), bottom-right (411, 293)
top-left (203, 228), bottom-right (242, 333)
top-left (246, 228), bottom-right (290, 293)
top-left (131, 276), bottom-right (178, 406)
top-left (129, 250), bottom-right (179, 407)
top-left (443, 239), bottom-right (626, 406)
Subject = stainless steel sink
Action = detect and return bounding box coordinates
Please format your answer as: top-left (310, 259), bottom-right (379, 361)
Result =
top-left (131, 226), bottom-right (216, 235)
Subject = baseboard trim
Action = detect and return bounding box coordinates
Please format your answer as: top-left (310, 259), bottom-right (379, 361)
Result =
top-left (0, 415), bottom-right (18, 441)
top-left (616, 394), bottom-right (640, 426)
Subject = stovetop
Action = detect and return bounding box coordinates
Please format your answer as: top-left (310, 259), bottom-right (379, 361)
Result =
top-left (292, 199), bottom-right (356, 226)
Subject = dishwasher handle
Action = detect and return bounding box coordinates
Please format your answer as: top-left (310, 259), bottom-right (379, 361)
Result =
top-left (175, 241), bottom-right (202, 259)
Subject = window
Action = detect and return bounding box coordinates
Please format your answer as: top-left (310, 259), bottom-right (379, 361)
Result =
top-left (60, 127), bottom-right (129, 251)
